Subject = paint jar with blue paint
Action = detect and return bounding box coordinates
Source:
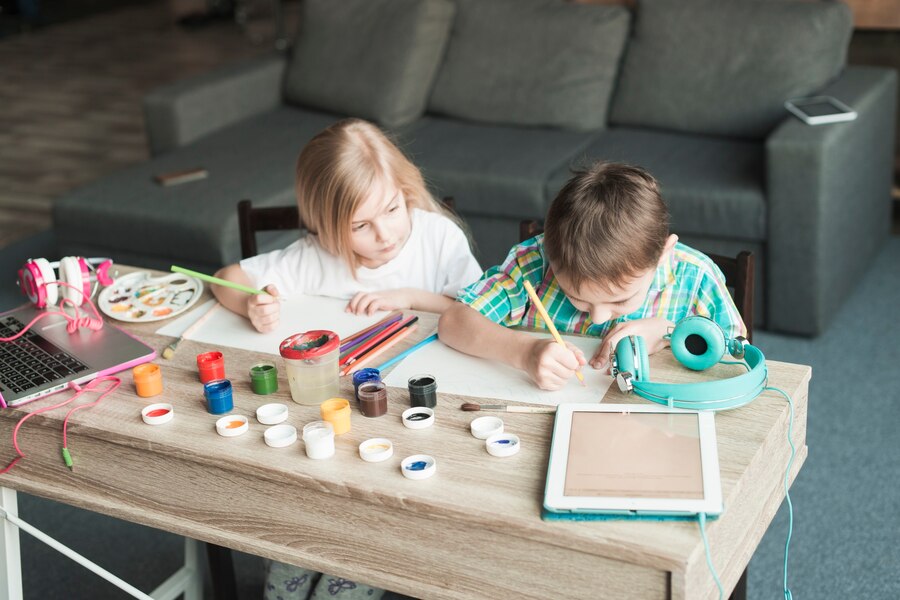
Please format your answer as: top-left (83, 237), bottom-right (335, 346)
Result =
top-left (204, 379), bottom-right (234, 415)
top-left (352, 368), bottom-right (381, 402)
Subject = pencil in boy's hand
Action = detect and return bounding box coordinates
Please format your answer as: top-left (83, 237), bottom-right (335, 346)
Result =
top-left (522, 280), bottom-right (586, 386)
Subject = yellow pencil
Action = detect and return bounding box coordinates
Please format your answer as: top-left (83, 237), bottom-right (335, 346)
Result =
top-left (522, 280), bottom-right (586, 386)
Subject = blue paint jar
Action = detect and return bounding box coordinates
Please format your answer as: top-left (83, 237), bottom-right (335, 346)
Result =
top-left (352, 368), bottom-right (381, 402)
top-left (204, 379), bottom-right (234, 415)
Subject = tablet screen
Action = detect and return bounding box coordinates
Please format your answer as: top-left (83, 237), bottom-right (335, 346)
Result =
top-left (792, 100), bottom-right (847, 117)
top-left (564, 412), bottom-right (704, 499)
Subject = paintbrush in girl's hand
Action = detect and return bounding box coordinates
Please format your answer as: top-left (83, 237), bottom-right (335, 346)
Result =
top-left (461, 402), bottom-right (556, 414)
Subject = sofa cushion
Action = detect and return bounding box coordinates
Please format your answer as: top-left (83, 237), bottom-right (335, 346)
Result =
top-left (54, 107), bottom-right (341, 272)
top-left (283, 0), bottom-right (455, 129)
top-left (428, 0), bottom-right (630, 131)
top-left (545, 128), bottom-right (766, 241)
top-left (609, 0), bottom-right (853, 139)
top-left (399, 116), bottom-right (596, 220)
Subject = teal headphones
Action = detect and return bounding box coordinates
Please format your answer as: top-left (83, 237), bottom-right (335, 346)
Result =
top-left (611, 316), bottom-right (767, 411)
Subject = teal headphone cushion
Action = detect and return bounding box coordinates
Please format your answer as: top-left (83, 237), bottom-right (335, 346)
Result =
top-left (670, 316), bottom-right (725, 371)
top-left (614, 335), bottom-right (651, 382)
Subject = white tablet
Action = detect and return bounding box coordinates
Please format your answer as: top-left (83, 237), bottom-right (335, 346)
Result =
top-left (544, 404), bottom-right (723, 517)
top-left (784, 95), bottom-right (857, 125)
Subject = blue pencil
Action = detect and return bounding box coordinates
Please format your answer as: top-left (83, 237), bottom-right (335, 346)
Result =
top-left (374, 333), bottom-right (438, 372)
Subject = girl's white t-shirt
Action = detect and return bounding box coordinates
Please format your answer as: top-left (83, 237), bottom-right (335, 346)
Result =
top-left (240, 208), bottom-right (483, 299)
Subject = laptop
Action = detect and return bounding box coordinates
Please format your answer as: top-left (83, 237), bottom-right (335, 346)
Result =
top-left (0, 304), bottom-right (156, 408)
top-left (544, 403), bottom-right (723, 519)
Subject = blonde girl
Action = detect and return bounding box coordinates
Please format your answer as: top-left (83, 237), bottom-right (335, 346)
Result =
top-left (212, 118), bottom-right (482, 333)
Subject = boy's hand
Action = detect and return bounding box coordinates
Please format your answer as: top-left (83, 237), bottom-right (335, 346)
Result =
top-left (247, 284), bottom-right (280, 332)
top-left (346, 288), bottom-right (413, 316)
top-left (524, 338), bottom-right (586, 391)
top-left (591, 317), bottom-right (674, 373)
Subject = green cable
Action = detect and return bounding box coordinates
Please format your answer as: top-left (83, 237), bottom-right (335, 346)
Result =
top-left (61, 447), bottom-right (73, 471)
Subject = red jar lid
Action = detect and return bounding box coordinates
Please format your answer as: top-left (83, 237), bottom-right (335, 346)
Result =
top-left (280, 330), bottom-right (339, 360)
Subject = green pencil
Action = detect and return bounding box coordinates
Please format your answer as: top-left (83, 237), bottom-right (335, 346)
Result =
top-left (171, 265), bottom-right (269, 296)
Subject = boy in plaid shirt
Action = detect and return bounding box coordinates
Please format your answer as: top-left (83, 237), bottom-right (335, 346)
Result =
top-left (438, 161), bottom-right (746, 390)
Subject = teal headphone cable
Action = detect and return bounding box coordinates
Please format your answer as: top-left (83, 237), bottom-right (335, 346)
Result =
top-left (696, 380), bottom-right (795, 600)
top-left (698, 512), bottom-right (724, 600)
top-left (765, 385), bottom-right (796, 600)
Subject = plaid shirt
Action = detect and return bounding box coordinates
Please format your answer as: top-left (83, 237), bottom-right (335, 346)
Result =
top-left (457, 236), bottom-right (747, 340)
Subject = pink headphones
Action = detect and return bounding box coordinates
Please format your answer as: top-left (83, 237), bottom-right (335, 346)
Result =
top-left (18, 257), bottom-right (114, 308)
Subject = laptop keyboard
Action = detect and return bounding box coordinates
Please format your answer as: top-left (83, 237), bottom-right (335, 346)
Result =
top-left (0, 316), bottom-right (88, 395)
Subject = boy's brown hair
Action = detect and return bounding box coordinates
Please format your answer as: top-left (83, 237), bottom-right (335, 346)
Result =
top-left (543, 162), bottom-right (670, 292)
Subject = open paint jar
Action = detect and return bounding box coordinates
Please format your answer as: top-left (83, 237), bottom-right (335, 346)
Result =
top-left (280, 331), bottom-right (339, 406)
top-left (249, 361), bottom-right (278, 395)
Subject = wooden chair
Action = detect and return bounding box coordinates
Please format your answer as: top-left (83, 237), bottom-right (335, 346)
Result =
top-left (519, 219), bottom-right (755, 342)
top-left (239, 197), bottom-right (457, 260)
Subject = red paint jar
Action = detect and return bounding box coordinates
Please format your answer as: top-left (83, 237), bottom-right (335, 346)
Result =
top-left (196, 351), bottom-right (225, 384)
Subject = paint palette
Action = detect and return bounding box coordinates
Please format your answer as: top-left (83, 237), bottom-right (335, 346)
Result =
top-left (98, 271), bottom-right (203, 322)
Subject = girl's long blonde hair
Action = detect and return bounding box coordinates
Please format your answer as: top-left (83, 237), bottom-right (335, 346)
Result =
top-left (295, 118), bottom-right (452, 271)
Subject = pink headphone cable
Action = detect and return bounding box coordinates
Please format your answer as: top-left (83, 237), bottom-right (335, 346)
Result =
top-left (0, 280), bottom-right (104, 343)
top-left (0, 376), bottom-right (121, 475)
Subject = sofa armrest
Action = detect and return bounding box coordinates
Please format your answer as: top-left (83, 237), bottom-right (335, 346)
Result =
top-left (766, 65), bottom-right (897, 335)
top-left (143, 53), bottom-right (288, 156)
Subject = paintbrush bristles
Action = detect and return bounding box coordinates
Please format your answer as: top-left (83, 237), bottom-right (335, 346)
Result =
top-left (460, 403), bottom-right (485, 411)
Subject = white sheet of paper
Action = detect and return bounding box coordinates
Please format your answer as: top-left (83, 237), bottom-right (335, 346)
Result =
top-left (156, 296), bottom-right (389, 355)
top-left (382, 332), bottom-right (612, 406)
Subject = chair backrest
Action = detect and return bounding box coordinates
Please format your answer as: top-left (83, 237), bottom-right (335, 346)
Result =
top-left (238, 197), bottom-right (457, 261)
top-left (519, 219), bottom-right (755, 342)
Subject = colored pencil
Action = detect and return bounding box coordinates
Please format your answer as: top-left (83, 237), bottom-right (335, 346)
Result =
top-left (170, 265), bottom-right (268, 296)
top-left (342, 323), bottom-right (419, 376)
top-left (162, 302), bottom-right (220, 360)
top-left (340, 311), bottom-right (403, 354)
top-left (373, 333), bottom-right (438, 372)
top-left (340, 315), bottom-right (418, 367)
top-left (522, 280), bottom-right (585, 386)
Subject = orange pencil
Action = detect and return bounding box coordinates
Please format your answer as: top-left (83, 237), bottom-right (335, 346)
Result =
top-left (522, 280), bottom-right (586, 386)
top-left (340, 316), bottom-right (417, 367)
top-left (342, 323), bottom-right (418, 376)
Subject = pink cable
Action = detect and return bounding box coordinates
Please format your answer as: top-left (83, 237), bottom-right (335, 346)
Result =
top-left (0, 280), bottom-right (103, 343)
top-left (0, 376), bottom-right (121, 475)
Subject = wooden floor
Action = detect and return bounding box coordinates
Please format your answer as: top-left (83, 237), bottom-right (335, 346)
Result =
top-left (0, 2), bottom-right (281, 248)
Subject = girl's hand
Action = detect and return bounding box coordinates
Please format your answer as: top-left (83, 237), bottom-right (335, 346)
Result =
top-left (524, 338), bottom-right (586, 391)
top-left (346, 288), bottom-right (414, 315)
top-left (591, 317), bottom-right (674, 373)
top-left (247, 284), bottom-right (280, 332)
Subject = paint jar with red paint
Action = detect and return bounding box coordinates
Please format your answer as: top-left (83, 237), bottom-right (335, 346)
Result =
top-left (280, 331), bottom-right (339, 406)
top-left (133, 363), bottom-right (163, 398)
top-left (197, 351), bottom-right (225, 384)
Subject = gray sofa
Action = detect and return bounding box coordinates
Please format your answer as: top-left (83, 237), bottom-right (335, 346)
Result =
top-left (53, 0), bottom-right (897, 335)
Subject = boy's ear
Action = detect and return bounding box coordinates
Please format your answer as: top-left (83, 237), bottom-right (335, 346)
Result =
top-left (657, 234), bottom-right (678, 267)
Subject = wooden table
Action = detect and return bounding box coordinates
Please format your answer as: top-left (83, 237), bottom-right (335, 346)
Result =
top-left (0, 302), bottom-right (809, 600)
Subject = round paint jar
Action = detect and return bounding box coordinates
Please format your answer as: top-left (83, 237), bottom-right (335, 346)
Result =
top-left (196, 351), bottom-right (225, 384)
top-left (352, 368), bottom-right (381, 402)
top-left (133, 363), bottom-right (162, 398)
top-left (280, 331), bottom-right (339, 406)
top-left (249, 361), bottom-right (278, 395)
top-left (203, 379), bottom-right (234, 415)
top-left (320, 398), bottom-right (351, 435)
top-left (303, 420), bottom-right (335, 459)
top-left (408, 374), bottom-right (437, 408)
top-left (358, 382), bottom-right (388, 418)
